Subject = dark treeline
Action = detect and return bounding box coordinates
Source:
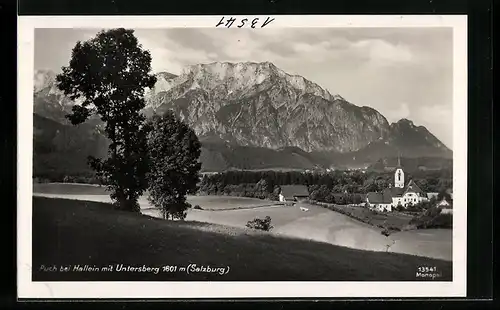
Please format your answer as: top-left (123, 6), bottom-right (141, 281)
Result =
top-left (37, 168), bottom-right (453, 206)
top-left (198, 169), bottom-right (453, 203)
top-left (34, 172), bottom-right (100, 184)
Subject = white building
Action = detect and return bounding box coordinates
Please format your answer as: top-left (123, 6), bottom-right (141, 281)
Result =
top-left (367, 159), bottom-right (428, 210)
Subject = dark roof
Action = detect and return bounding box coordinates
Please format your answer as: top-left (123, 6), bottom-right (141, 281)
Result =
top-left (280, 185), bottom-right (309, 198)
top-left (404, 179), bottom-right (424, 195)
top-left (384, 187), bottom-right (404, 198)
top-left (382, 190), bottom-right (394, 203)
top-left (367, 192), bottom-right (392, 204)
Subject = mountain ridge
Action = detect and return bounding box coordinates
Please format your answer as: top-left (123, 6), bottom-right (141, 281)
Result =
top-left (33, 61), bottom-right (451, 167)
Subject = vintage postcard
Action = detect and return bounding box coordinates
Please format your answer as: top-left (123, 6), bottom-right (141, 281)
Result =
top-left (18, 15), bottom-right (467, 298)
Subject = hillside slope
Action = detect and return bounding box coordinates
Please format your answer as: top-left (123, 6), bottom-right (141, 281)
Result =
top-left (33, 113), bottom-right (109, 179)
top-left (32, 196), bottom-right (452, 281)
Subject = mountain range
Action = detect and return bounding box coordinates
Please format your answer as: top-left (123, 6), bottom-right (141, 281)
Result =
top-left (33, 61), bottom-right (452, 175)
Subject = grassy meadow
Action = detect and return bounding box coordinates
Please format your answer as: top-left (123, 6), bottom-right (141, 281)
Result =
top-left (32, 196), bottom-right (452, 281)
top-left (32, 182), bottom-right (453, 261)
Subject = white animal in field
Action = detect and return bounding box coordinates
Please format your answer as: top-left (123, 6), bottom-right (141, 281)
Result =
top-left (300, 207), bottom-right (309, 212)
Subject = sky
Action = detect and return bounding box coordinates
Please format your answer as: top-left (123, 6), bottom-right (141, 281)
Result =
top-left (34, 27), bottom-right (453, 149)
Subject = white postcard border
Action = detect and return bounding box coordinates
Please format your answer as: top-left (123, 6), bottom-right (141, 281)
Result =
top-left (17, 15), bottom-right (468, 299)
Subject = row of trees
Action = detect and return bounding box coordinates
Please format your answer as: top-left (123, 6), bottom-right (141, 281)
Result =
top-left (199, 178), bottom-right (366, 205)
top-left (199, 179), bottom-right (281, 200)
top-left (33, 173), bottom-right (99, 184)
top-left (57, 28), bottom-right (201, 219)
top-left (199, 170), bottom-right (453, 197)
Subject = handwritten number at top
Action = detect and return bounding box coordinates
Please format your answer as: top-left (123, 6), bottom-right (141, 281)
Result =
top-left (216, 17), bottom-right (275, 28)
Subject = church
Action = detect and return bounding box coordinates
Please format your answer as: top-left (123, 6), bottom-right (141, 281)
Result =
top-left (366, 158), bottom-right (429, 212)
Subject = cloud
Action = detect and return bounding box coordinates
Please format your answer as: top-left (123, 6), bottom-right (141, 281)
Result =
top-left (351, 39), bottom-right (413, 64)
top-left (418, 104), bottom-right (451, 120)
top-left (292, 42), bottom-right (317, 53)
top-left (134, 29), bottom-right (221, 74)
top-left (384, 102), bottom-right (411, 122)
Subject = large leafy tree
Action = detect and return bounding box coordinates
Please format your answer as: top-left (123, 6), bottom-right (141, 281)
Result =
top-left (56, 28), bottom-right (157, 212)
top-left (146, 112), bottom-right (202, 220)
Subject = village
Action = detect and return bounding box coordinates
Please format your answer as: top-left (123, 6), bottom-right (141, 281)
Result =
top-left (277, 160), bottom-right (453, 215)
top-left (192, 159), bottom-right (454, 237)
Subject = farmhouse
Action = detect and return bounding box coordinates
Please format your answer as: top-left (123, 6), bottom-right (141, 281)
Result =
top-left (366, 192), bottom-right (393, 212)
top-left (278, 185), bottom-right (309, 205)
top-left (366, 158), bottom-right (429, 210)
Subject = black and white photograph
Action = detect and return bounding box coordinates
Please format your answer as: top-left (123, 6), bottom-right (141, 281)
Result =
top-left (18, 15), bottom-right (467, 298)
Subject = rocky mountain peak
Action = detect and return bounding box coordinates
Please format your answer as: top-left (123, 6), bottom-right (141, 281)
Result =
top-left (394, 118), bottom-right (415, 127)
top-left (32, 63), bottom-right (450, 156)
top-left (171, 61), bottom-right (338, 102)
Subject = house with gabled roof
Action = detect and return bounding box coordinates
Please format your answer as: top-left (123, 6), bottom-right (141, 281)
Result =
top-left (366, 192), bottom-right (393, 212)
top-left (278, 185), bottom-right (309, 205)
top-left (399, 179), bottom-right (428, 206)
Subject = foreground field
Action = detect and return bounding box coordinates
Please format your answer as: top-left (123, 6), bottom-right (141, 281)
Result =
top-left (32, 197), bottom-right (452, 281)
top-left (32, 183), bottom-right (452, 261)
top-left (181, 204), bottom-right (452, 260)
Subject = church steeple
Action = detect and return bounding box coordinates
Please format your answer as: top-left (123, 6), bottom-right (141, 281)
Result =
top-left (394, 152), bottom-right (405, 188)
